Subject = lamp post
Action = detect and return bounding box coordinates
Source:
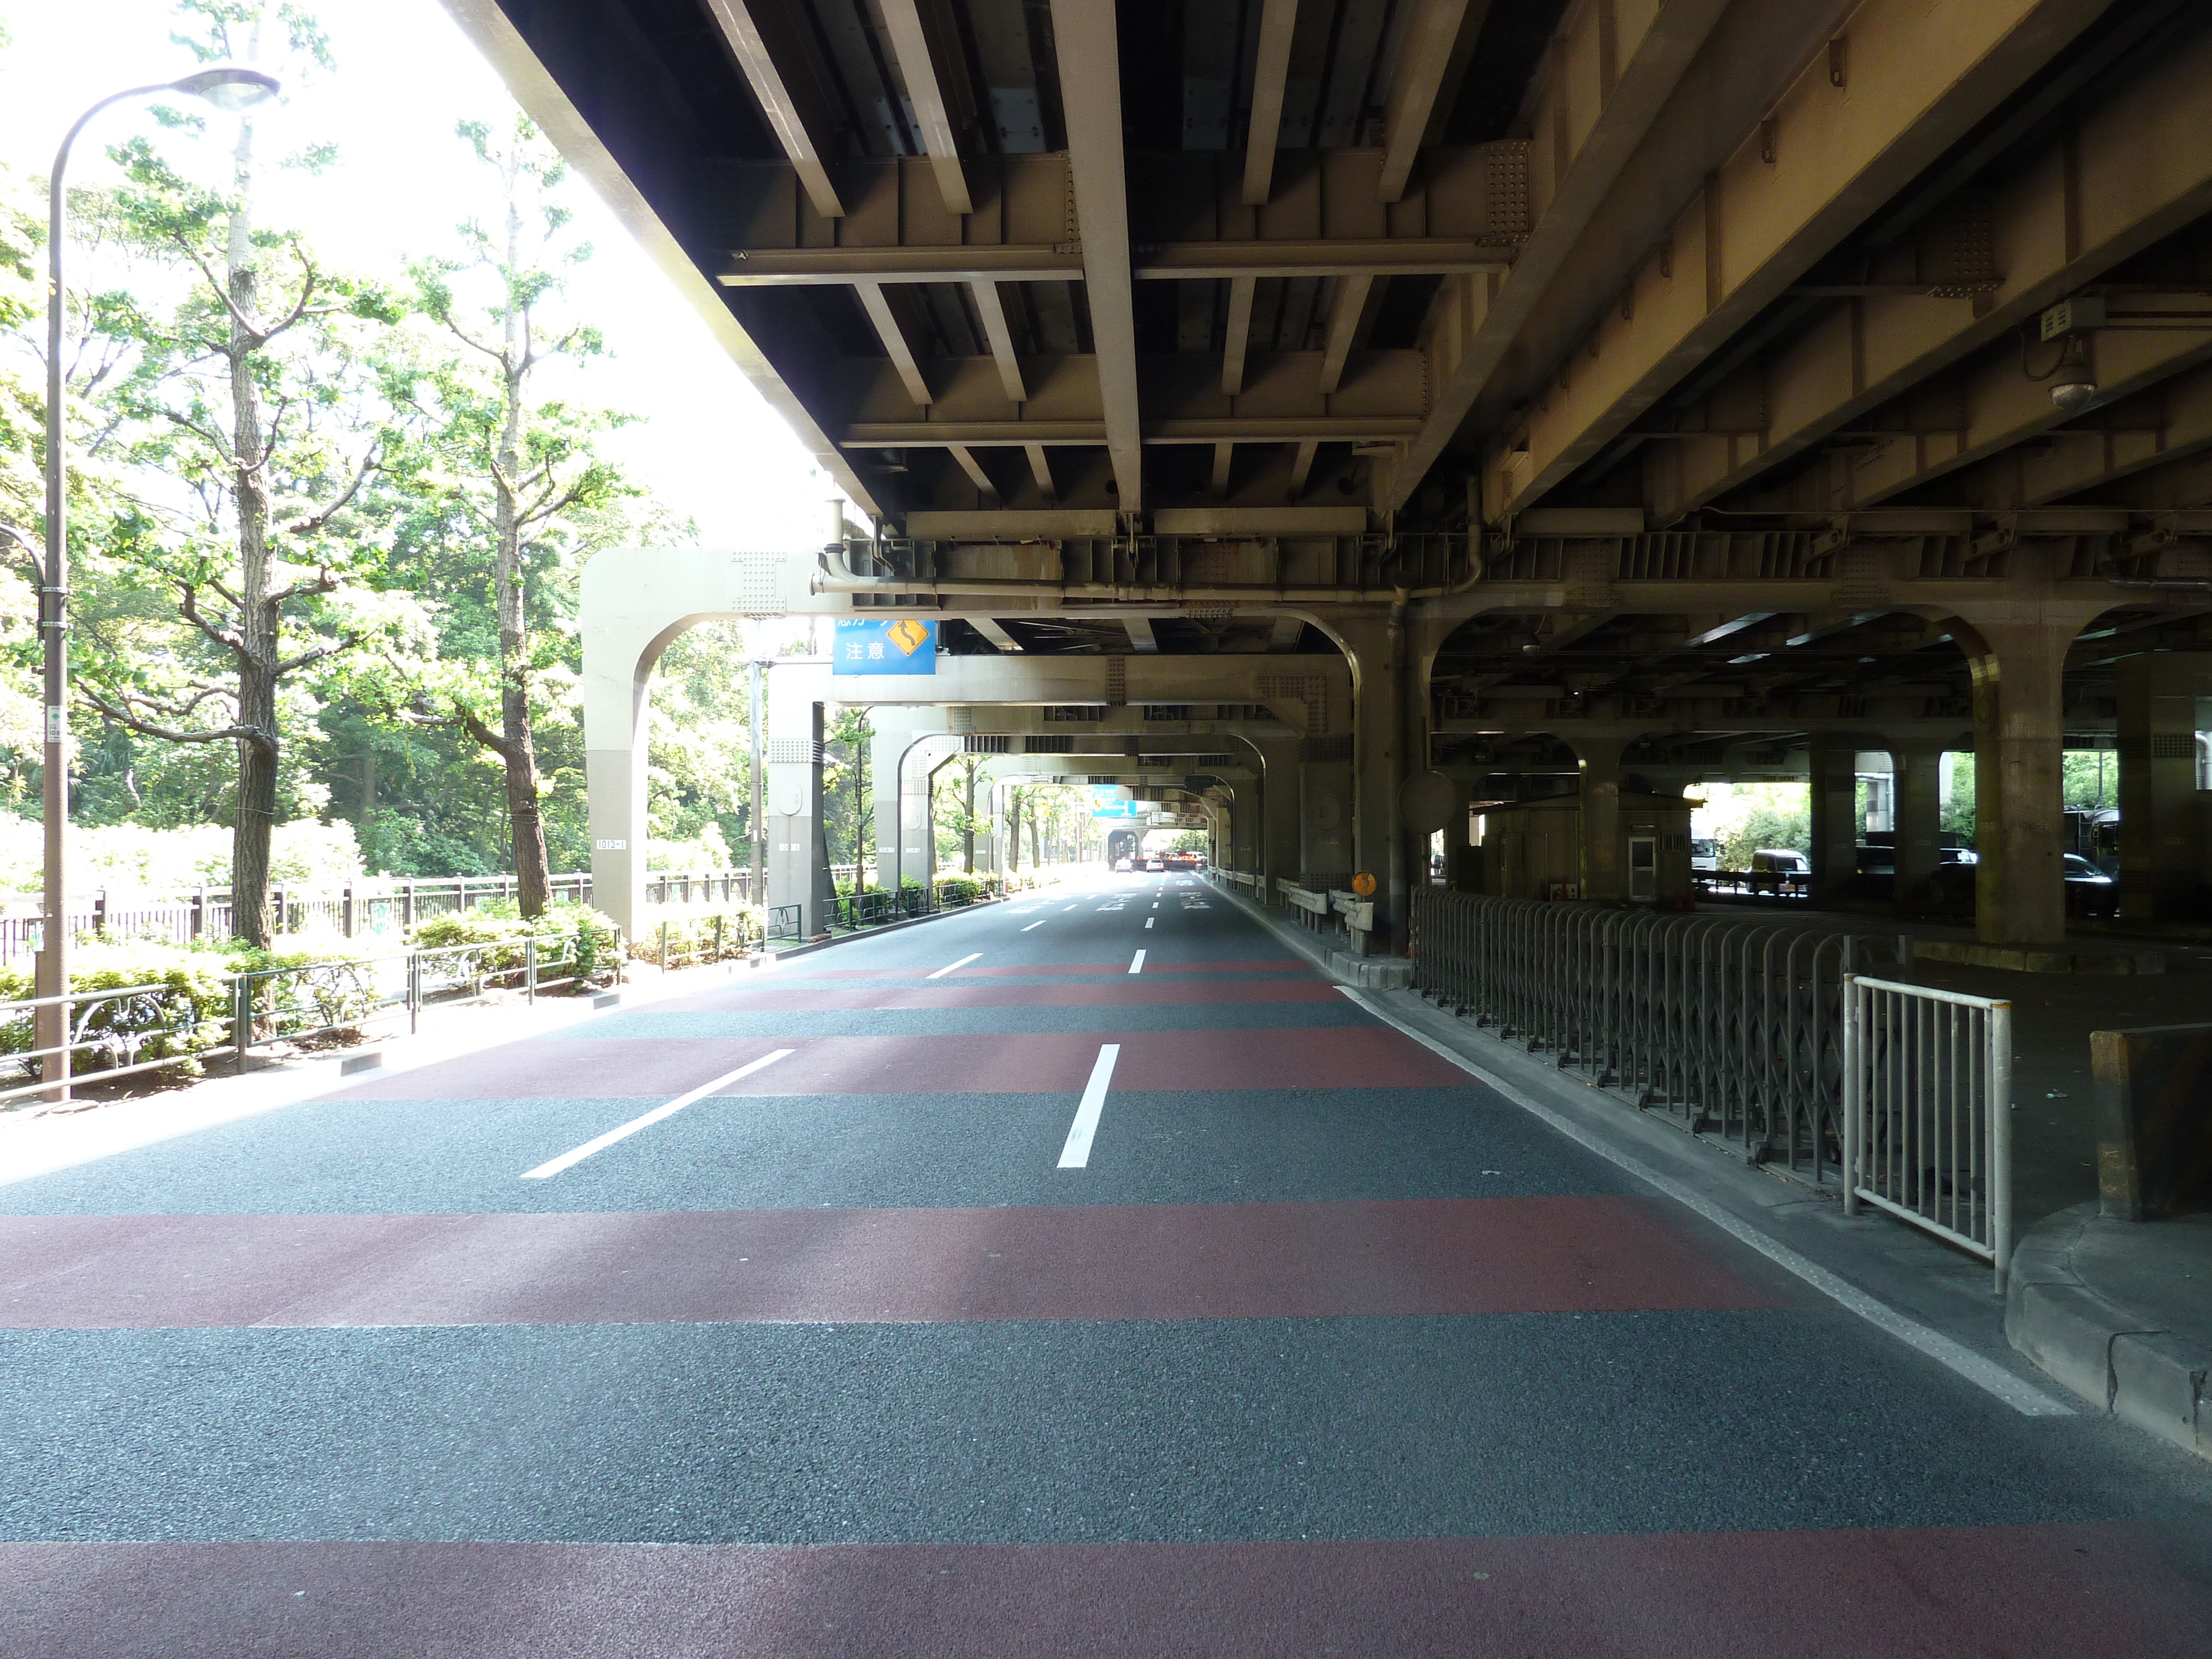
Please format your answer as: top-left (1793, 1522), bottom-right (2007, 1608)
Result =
top-left (38, 65), bottom-right (281, 1097)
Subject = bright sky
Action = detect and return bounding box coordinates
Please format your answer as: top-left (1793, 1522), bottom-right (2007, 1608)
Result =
top-left (0, 0), bottom-right (844, 550)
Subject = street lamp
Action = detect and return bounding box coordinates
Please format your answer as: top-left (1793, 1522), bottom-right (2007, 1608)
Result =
top-left (37, 64), bottom-right (281, 1097)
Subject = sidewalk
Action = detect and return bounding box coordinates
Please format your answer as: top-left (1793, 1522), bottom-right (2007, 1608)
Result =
top-left (0, 951), bottom-right (769, 1190)
top-left (1212, 877), bottom-right (2212, 1457)
top-left (2009, 1205), bottom-right (2212, 1460)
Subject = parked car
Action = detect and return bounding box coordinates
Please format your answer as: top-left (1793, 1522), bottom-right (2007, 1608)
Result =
top-left (1749, 848), bottom-right (1810, 895)
top-left (2064, 852), bottom-right (2118, 917)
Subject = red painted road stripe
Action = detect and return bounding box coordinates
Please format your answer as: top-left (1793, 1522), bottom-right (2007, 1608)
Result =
top-left (338, 1027), bottom-right (1466, 1099)
top-left (795, 958), bottom-right (1306, 979)
top-left (649, 979), bottom-right (1344, 1011)
top-left (1, 1526), bottom-right (2200, 1657)
top-left (0, 1197), bottom-right (1796, 1328)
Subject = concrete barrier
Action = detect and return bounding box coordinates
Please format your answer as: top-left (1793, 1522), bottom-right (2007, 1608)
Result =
top-left (2093, 1022), bottom-right (2212, 1220)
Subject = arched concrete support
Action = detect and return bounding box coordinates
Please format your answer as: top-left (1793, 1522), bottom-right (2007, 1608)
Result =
top-left (1248, 734), bottom-right (1303, 890)
top-left (1806, 737), bottom-right (1860, 909)
top-left (1890, 737), bottom-right (1954, 913)
top-left (1950, 603), bottom-right (2109, 946)
top-left (2117, 651), bottom-right (2212, 923)
top-left (766, 660), bottom-right (835, 938)
top-left (868, 708), bottom-right (932, 893)
top-left (1329, 613), bottom-right (1409, 945)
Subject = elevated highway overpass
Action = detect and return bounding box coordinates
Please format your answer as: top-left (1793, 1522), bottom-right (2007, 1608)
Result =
top-left (449, 0), bottom-right (2212, 949)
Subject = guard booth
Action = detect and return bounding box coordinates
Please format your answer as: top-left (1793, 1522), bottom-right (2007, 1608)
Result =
top-left (1462, 790), bottom-right (1697, 905)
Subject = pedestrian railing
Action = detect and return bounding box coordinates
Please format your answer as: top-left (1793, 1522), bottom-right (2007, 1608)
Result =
top-left (0, 928), bottom-right (623, 1109)
top-left (0, 868), bottom-right (751, 962)
top-left (628, 911), bottom-right (764, 972)
top-left (1409, 889), bottom-right (1902, 1186)
top-left (1843, 975), bottom-right (2015, 1288)
top-left (766, 905), bottom-right (804, 941)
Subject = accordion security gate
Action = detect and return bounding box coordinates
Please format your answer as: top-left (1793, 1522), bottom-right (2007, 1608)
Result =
top-left (1408, 889), bottom-right (1901, 1187)
top-left (1843, 976), bottom-right (2013, 1289)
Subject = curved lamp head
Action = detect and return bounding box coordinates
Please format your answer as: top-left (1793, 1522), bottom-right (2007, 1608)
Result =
top-left (170, 66), bottom-right (282, 113)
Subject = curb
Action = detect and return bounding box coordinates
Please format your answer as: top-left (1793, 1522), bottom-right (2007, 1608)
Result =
top-left (2006, 1202), bottom-right (2210, 1459)
top-left (768, 891), bottom-right (1021, 961)
top-left (1203, 879), bottom-right (1411, 987)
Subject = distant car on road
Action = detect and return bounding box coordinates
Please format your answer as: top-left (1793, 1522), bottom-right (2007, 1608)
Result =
top-left (1113, 856), bottom-right (1133, 872)
top-left (1689, 838), bottom-right (1720, 873)
top-left (1749, 847), bottom-right (1810, 895)
top-left (2064, 853), bottom-right (2117, 916)
top-left (1145, 857), bottom-right (1165, 872)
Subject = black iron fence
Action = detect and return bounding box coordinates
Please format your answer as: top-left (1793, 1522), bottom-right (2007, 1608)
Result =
top-left (1408, 890), bottom-right (1904, 1186)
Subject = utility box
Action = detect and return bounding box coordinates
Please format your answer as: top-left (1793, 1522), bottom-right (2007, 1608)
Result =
top-left (1466, 789), bottom-right (1695, 904)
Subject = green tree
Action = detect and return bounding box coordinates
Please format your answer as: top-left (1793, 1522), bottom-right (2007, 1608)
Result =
top-left (75, 3), bottom-right (415, 945)
top-left (403, 114), bottom-right (629, 916)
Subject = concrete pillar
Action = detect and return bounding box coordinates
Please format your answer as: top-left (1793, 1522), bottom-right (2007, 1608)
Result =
top-left (1959, 616), bottom-right (2083, 946)
top-left (1892, 740), bottom-right (1948, 912)
top-left (1252, 735), bottom-right (1303, 889)
top-left (1573, 738), bottom-right (1626, 902)
top-left (765, 661), bottom-right (833, 937)
top-left (1807, 737), bottom-right (1860, 907)
top-left (2118, 652), bottom-right (2212, 922)
top-left (1334, 613), bottom-right (1408, 945)
top-left (1297, 740), bottom-right (1353, 885)
top-left (870, 708), bottom-right (925, 893)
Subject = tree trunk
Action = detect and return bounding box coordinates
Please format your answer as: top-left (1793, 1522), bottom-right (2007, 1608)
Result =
top-left (853, 712), bottom-right (868, 886)
top-left (961, 763), bottom-right (977, 874)
top-left (494, 177), bottom-right (552, 919)
top-left (1006, 792), bottom-right (1020, 874)
top-left (1030, 808), bottom-right (1042, 870)
top-left (228, 112), bottom-right (276, 950)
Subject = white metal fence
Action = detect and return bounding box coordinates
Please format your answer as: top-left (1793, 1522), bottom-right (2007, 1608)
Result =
top-left (1842, 975), bottom-right (2015, 1288)
top-left (0, 868), bottom-right (754, 962)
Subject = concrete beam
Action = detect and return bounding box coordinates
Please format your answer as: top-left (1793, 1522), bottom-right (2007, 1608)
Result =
top-left (878, 0), bottom-right (973, 215)
top-left (1478, 0), bottom-right (2111, 522)
top-left (971, 618), bottom-right (1022, 651)
top-left (971, 282), bottom-right (1028, 405)
top-left (1242, 0), bottom-right (1299, 207)
top-left (700, 0), bottom-right (846, 218)
top-left (439, 0), bottom-right (883, 517)
top-left (1383, 0), bottom-right (1731, 510)
top-left (1125, 617), bottom-right (1160, 654)
top-left (1222, 276), bottom-right (1256, 397)
top-left (1648, 27), bottom-right (2212, 518)
top-left (718, 240), bottom-right (1512, 285)
top-left (1376, 0), bottom-right (1479, 205)
top-left (1048, 0), bottom-right (1142, 509)
top-left (1748, 302), bottom-right (2212, 512)
top-left (853, 281), bottom-right (931, 408)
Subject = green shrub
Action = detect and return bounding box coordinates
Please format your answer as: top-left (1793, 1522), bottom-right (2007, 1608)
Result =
top-left (629, 903), bottom-right (763, 967)
top-left (0, 939), bottom-right (238, 1084)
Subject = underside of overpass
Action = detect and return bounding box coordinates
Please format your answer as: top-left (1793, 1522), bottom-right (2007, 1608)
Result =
top-left (459, 0), bottom-right (2212, 950)
top-left (18, 4), bottom-right (2212, 1647)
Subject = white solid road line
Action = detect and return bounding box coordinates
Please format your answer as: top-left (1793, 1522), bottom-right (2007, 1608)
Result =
top-left (926, 952), bottom-right (983, 980)
top-left (1332, 985), bottom-right (2072, 1418)
top-left (1128, 949), bottom-right (1146, 974)
top-left (1144, 917), bottom-right (1154, 929)
top-left (1063, 904), bottom-right (1078, 911)
top-left (522, 1049), bottom-right (795, 1180)
top-left (1021, 920), bottom-right (1046, 932)
top-left (1057, 1043), bottom-right (1121, 1168)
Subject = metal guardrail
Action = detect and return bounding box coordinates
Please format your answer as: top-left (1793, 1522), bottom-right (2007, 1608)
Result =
top-left (1408, 889), bottom-right (1901, 1186)
top-left (766, 905), bottom-right (803, 941)
top-left (0, 928), bottom-right (624, 1108)
top-left (1844, 975), bottom-right (2014, 1288)
top-left (0, 868), bottom-right (752, 962)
